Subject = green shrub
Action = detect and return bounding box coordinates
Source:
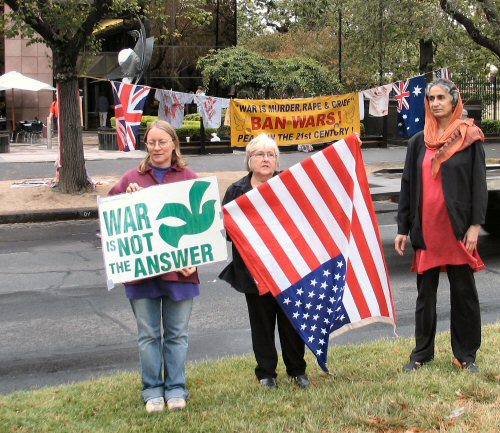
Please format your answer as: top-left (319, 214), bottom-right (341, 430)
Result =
top-left (110, 116), bottom-right (217, 142)
top-left (141, 115), bottom-right (157, 127)
top-left (175, 125), bottom-right (217, 141)
top-left (481, 119), bottom-right (500, 134)
top-left (218, 124), bottom-right (231, 138)
top-left (110, 116), bottom-right (157, 129)
top-left (182, 120), bottom-right (201, 128)
top-left (184, 113), bottom-right (202, 122)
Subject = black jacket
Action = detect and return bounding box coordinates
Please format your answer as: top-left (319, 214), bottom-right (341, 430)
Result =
top-left (218, 172), bottom-right (280, 294)
top-left (397, 130), bottom-right (487, 250)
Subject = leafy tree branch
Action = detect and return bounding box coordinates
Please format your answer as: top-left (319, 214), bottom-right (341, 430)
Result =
top-left (439, 0), bottom-right (500, 58)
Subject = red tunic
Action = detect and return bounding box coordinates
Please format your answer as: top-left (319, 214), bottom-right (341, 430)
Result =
top-left (411, 148), bottom-right (485, 274)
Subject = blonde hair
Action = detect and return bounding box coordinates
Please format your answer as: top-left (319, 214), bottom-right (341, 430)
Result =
top-left (244, 134), bottom-right (280, 172)
top-left (139, 120), bottom-right (186, 172)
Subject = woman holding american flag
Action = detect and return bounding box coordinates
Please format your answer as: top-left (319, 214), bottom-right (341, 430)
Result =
top-left (219, 133), bottom-right (310, 389)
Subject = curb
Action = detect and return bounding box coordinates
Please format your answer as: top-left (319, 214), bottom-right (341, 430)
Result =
top-left (0, 207), bottom-right (98, 224)
top-left (0, 195), bottom-right (400, 225)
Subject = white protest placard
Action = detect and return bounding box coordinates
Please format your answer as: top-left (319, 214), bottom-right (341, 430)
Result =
top-left (98, 176), bottom-right (227, 289)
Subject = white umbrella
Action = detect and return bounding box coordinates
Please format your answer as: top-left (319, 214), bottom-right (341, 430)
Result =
top-left (0, 71), bottom-right (55, 91)
top-left (0, 71), bottom-right (55, 128)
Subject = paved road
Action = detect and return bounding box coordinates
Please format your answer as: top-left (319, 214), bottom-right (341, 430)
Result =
top-left (1, 216), bottom-right (499, 394)
top-left (0, 143), bottom-right (499, 181)
top-left (0, 146), bottom-right (438, 181)
top-left (1, 144), bottom-right (499, 394)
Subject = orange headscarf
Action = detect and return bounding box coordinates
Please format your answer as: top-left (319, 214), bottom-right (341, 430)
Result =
top-left (423, 87), bottom-right (484, 177)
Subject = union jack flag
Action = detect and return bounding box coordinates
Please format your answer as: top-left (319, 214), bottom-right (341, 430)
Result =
top-left (392, 76), bottom-right (426, 138)
top-left (111, 81), bottom-right (151, 151)
top-left (223, 134), bottom-right (396, 372)
top-left (393, 80), bottom-right (411, 111)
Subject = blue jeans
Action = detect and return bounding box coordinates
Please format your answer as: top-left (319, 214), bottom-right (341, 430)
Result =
top-left (129, 296), bottom-right (193, 402)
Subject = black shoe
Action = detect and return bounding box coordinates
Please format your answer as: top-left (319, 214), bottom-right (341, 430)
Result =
top-left (402, 359), bottom-right (428, 372)
top-left (453, 358), bottom-right (479, 373)
top-left (259, 377), bottom-right (278, 388)
top-left (292, 374), bottom-right (310, 389)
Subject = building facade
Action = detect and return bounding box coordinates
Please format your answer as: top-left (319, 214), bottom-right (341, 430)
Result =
top-left (2, 5), bottom-right (54, 128)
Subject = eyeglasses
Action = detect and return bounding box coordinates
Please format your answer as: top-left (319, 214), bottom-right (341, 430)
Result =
top-left (251, 152), bottom-right (276, 160)
top-left (146, 139), bottom-right (173, 148)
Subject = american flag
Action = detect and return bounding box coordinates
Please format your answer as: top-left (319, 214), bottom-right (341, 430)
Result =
top-left (111, 81), bottom-right (151, 151)
top-left (392, 76), bottom-right (426, 138)
top-left (434, 67), bottom-right (451, 80)
top-left (223, 134), bottom-right (396, 372)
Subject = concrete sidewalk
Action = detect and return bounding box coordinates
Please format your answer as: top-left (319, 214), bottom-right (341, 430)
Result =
top-left (6, 132), bottom-right (498, 224)
top-left (0, 133), bottom-right (148, 164)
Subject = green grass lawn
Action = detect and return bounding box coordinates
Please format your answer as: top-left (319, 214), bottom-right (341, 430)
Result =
top-left (1, 324), bottom-right (498, 433)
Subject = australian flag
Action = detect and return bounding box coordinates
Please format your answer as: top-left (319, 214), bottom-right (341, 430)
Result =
top-left (111, 81), bottom-right (151, 151)
top-left (392, 75), bottom-right (425, 138)
top-left (276, 256), bottom-right (348, 372)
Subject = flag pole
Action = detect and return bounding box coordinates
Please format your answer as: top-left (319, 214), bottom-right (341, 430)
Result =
top-left (11, 89), bottom-right (15, 136)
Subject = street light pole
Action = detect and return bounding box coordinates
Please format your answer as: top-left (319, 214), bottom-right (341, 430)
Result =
top-left (488, 64), bottom-right (498, 121)
top-left (494, 75), bottom-right (498, 121)
top-left (378, 0), bottom-right (384, 85)
top-left (215, 0), bottom-right (220, 48)
top-left (234, 0), bottom-right (238, 46)
top-left (338, 4), bottom-right (342, 84)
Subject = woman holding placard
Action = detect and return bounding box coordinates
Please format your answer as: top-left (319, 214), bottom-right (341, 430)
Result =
top-left (109, 120), bottom-right (198, 413)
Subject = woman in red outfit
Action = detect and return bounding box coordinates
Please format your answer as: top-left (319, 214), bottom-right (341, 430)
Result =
top-left (395, 78), bottom-right (487, 373)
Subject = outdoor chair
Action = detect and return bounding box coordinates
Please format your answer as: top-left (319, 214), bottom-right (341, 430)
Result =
top-left (27, 121), bottom-right (44, 143)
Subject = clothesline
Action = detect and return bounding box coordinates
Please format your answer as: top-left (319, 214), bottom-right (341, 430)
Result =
top-left (80, 75), bottom-right (225, 100)
top-left (86, 67), bottom-right (451, 151)
top-left (79, 66), bottom-right (451, 102)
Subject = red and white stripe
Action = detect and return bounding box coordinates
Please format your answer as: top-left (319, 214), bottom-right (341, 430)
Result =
top-left (223, 134), bottom-right (395, 335)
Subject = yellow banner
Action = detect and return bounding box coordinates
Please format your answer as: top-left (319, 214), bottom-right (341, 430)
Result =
top-left (230, 94), bottom-right (360, 147)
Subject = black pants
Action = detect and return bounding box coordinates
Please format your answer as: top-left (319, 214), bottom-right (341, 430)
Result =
top-left (245, 292), bottom-right (306, 380)
top-left (411, 264), bottom-right (481, 363)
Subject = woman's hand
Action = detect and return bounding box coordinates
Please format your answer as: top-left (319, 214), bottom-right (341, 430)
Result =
top-left (395, 234), bottom-right (407, 256)
top-left (126, 182), bottom-right (142, 193)
top-left (178, 266), bottom-right (196, 277)
top-left (463, 224), bottom-right (481, 253)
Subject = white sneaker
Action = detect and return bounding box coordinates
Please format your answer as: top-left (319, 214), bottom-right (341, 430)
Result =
top-left (167, 397), bottom-right (186, 411)
top-left (145, 397), bottom-right (165, 413)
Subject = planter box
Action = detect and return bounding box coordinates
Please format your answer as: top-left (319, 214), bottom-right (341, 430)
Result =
top-left (98, 127), bottom-right (146, 151)
top-left (0, 131), bottom-right (10, 153)
top-left (180, 139), bottom-right (232, 155)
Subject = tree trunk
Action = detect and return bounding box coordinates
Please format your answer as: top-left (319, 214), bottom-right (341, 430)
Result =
top-left (419, 38), bottom-right (434, 76)
top-left (58, 78), bottom-right (93, 193)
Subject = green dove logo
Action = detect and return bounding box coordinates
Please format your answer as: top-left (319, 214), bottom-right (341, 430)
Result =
top-left (156, 181), bottom-right (216, 248)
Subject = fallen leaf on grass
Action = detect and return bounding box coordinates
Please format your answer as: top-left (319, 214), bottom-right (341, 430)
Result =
top-left (446, 407), bottom-right (465, 419)
top-left (366, 416), bottom-right (388, 425)
top-left (389, 399), bottom-right (409, 410)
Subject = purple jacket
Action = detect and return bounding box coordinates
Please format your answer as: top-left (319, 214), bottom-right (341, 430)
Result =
top-left (108, 163), bottom-right (200, 287)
